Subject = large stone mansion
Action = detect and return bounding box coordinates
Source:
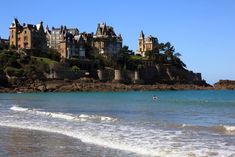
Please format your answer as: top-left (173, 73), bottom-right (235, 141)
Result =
top-left (9, 18), bottom-right (47, 50)
top-left (45, 25), bottom-right (89, 58)
top-left (93, 23), bottom-right (122, 55)
top-left (9, 18), bottom-right (122, 58)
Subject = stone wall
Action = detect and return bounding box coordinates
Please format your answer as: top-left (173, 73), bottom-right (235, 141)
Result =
top-left (97, 69), bottom-right (141, 84)
top-left (49, 62), bottom-right (205, 85)
top-left (114, 70), bottom-right (123, 82)
top-left (97, 68), bottom-right (114, 82)
top-left (47, 63), bottom-right (87, 80)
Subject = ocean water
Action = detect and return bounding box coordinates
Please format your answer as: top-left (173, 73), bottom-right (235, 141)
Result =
top-left (0, 90), bottom-right (235, 157)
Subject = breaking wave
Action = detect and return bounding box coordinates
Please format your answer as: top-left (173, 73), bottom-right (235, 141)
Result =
top-left (10, 105), bottom-right (117, 122)
top-left (0, 105), bottom-right (233, 157)
top-left (180, 123), bottom-right (235, 135)
top-left (218, 125), bottom-right (235, 134)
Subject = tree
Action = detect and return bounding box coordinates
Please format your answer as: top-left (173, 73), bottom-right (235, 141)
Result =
top-left (145, 50), bottom-right (155, 59)
top-left (71, 65), bottom-right (80, 72)
top-left (114, 45), bottom-right (132, 69)
top-left (121, 45), bottom-right (129, 52)
top-left (0, 43), bottom-right (3, 50)
top-left (164, 45), bottom-right (174, 62)
top-left (46, 48), bottom-right (61, 61)
top-left (170, 52), bottom-right (187, 68)
top-left (174, 52), bottom-right (181, 57)
top-left (152, 43), bottom-right (165, 54)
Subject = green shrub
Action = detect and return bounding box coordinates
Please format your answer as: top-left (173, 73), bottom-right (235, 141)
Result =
top-left (71, 65), bottom-right (80, 72)
top-left (46, 48), bottom-right (61, 61)
top-left (129, 55), bottom-right (143, 60)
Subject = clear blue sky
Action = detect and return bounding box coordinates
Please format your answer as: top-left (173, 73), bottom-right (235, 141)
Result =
top-left (0, 0), bottom-right (234, 84)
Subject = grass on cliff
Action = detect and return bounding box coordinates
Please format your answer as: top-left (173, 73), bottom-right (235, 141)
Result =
top-left (31, 56), bottom-right (58, 65)
top-left (129, 55), bottom-right (143, 60)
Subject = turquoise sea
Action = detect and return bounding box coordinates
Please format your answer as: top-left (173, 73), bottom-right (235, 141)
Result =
top-left (0, 90), bottom-right (235, 157)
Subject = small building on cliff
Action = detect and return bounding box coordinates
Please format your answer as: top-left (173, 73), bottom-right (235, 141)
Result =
top-left (9, 18), bottom-right (47, 50)
top-left (136, 30), bottom-right (158, 57)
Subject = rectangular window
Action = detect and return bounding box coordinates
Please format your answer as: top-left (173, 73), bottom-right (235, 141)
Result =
top-left (24, 43), bottom-right (28, 48)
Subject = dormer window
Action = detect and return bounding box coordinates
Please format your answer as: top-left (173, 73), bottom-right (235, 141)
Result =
top-left (25, 30), bottom-right (27, 34)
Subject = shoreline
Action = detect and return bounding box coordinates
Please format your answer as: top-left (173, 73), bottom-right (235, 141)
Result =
top-left (0, 126), bottom-right (134, 157)
top-left (0, 80), bottom-right (216, 93)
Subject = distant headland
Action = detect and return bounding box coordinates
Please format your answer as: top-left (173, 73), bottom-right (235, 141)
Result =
top-left (214, 80), bottom-right (235, 90)
top-left (0, 18), bottom-right (217, 92)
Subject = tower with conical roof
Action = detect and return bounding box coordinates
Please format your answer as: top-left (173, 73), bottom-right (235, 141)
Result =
top-left (9, 18), bottom-right (21, 48)
top-left (138, 30), bottom-right (145, 53)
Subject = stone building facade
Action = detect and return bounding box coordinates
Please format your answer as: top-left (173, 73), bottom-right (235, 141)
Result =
top-left (137, 30), bottom-right (158, 57)
top-left (9, 18), bottom-right (47, 50)
top-left (93, 23), bottom-right (122, 55)
top-left (46, 26), bottom-right (88, 59)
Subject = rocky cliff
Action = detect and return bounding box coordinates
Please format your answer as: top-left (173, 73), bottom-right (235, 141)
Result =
top-left (214, 80), bottom-right (235, 90)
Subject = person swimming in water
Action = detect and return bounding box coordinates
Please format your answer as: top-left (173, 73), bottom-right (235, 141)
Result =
top-left (152, 95), bottom-right (158, 101)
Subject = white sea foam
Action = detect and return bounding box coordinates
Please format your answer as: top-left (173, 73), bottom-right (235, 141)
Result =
top-left (79, 114), bottom-right (90, 118)
top-left (181, 124), bottom-right (191, 127)
top-left (4, 105), bottom-right (235, 157)
top-left (79, 114), bottom-right (116, 121)
top-left (223, 125), bottom-right (235, 131)
top-left (221, 125), bottom-right (235, 134)
top-left (0, 121), bottom-right (180, 157)
top-left (10, 106), bottom-right (29, 112)
top-left (1, 120), bottom-right (234, 157)
top-left (10, 105), bottom-right (116, 122)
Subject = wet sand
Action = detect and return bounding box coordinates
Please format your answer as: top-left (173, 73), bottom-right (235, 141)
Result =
top-left (0, 126), bottom-right (139, 157)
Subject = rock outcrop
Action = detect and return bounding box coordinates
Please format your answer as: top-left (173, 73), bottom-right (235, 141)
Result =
top-left (214, 80), bottom-right (235, 90)
top-left (0, 79), bottom-right (213, 93)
